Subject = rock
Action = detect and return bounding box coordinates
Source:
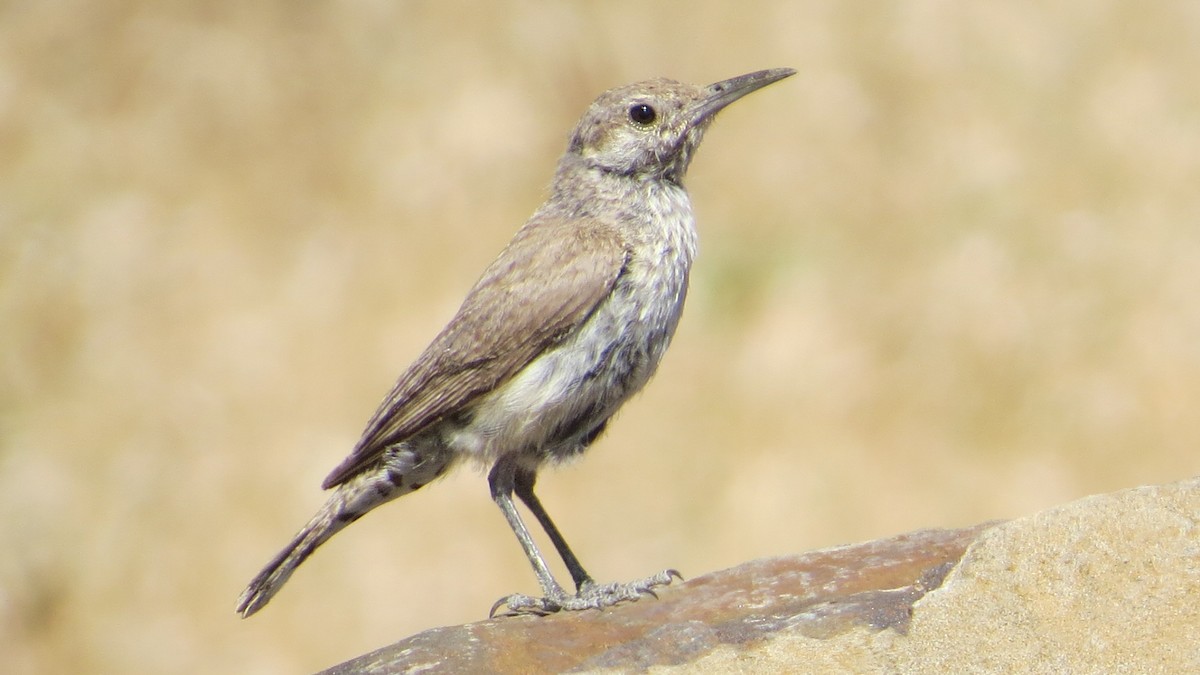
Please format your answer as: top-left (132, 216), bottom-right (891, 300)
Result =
top-left (319, 479), bottom-right (1200, 674)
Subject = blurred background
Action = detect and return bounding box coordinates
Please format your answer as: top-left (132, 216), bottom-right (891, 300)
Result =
top-left (3, 1), bottom-right (1200, 672)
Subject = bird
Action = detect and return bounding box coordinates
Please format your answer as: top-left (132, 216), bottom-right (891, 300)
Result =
top-left (236, 67), bottom-right (795, 618)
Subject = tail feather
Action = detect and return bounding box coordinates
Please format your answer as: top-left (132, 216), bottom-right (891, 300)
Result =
top-left (236, 446), bottom-right (453, 617)
top-left (236, 490), bottom-right (362, 618)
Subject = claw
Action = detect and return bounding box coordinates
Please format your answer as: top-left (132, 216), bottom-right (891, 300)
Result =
top-left (488, 597), bottom-right (510, 618)
top-left (488, 569), bottom-right (682, 618)
top-left (490, 593), bottom-right (558, 617)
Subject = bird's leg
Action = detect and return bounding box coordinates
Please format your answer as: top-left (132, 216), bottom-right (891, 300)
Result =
top-left (488, 459), bottom-right (574, 615)
top-left (512, 467), bottom-right (595, 592)
top-left (489, 459), bottom-right (682, 616)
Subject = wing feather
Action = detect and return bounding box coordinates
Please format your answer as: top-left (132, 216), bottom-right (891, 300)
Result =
top-left (321, 215), bottom-right (627, 488)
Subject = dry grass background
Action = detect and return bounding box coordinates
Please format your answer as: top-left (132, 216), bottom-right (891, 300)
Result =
top-left (3, 1), bottom-right (1199, 672)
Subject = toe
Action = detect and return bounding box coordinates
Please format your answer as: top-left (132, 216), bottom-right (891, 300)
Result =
top-left (490, 593), bottom-right (559, 617)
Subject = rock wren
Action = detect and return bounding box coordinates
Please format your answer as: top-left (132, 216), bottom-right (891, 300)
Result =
top-left (236, 67), bottom-right (795, 617)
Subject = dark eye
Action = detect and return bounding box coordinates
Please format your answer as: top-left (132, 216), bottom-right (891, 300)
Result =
top-left (629, 103), bottom-right (657, 125)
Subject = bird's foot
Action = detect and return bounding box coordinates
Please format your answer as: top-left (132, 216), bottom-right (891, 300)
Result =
top-left (490, 569), bottom-right (682, 617)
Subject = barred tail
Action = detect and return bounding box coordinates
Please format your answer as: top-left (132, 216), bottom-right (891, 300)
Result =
top-left (236, 503), bottom-right (348, 617)
top-left (236, 446), bottom-right (454, 618)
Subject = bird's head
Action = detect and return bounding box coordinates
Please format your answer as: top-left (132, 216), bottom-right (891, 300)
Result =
top-left (565, 68), bottom-right (795, 184)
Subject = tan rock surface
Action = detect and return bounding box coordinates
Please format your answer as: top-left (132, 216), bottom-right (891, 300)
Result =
top-left (320, 479), bottom-right (1200, 674)
top-left (689, 478), bottom-right (1200, 674)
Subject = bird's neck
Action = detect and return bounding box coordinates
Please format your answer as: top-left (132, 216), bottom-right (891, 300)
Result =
top-left (542, 155), bottom-right (697, 270)
top-left (549, 154), bottom-right (691, 216)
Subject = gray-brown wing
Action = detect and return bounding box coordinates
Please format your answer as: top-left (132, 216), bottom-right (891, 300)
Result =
top-left (321, 216), bottom-right (628, 488)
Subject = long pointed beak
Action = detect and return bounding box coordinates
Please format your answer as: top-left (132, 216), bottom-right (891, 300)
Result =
top-left (689, 67), bottom-right (796, 125)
